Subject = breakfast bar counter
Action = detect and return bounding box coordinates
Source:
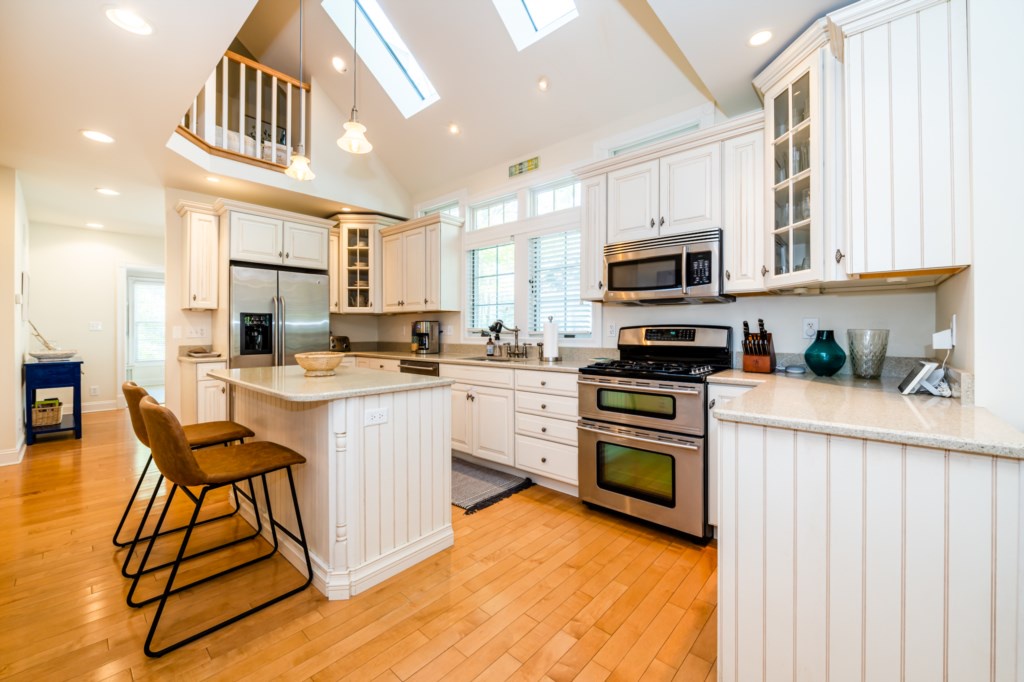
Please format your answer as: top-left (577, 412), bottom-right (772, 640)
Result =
top-left (209, 365), bottom-right (455, 600)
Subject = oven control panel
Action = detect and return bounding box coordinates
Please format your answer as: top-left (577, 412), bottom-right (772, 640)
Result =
top-left (644, 328), bottom-right (696, 342)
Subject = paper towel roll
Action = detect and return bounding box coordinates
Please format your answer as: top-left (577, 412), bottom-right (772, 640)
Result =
top-left (543, 318), bottom-right (560, 360)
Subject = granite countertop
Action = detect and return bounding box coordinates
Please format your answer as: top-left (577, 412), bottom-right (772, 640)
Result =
top-left (346, 350), bottom-right (594, 373)
top-left (208, 365), bottom-right (454, 402)
top-left (710, 369), bottom-right (1024, 459)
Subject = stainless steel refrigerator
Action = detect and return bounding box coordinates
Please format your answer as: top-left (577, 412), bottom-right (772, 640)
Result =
top-left (230, 264), bottom-right (329, 368)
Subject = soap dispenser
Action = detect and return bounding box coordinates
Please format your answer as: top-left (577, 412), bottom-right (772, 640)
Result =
top-left (485, 335), bottom-right (495, 357)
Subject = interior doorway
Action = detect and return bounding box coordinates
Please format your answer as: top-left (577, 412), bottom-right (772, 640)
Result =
top-left (125, 270), bottom-right (166, 403)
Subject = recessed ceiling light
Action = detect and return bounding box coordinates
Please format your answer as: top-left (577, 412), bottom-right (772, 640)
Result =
top-left (85, 222), bottom-right (104, 229)
top-left (96, 187), bottom-right (120, 196)
top-left (341, 207), bottom-right (352, 212)
top-left (81, 129), bottom-right (115, 144)
top-left (332, 56), bottom-right (347, 73)
top-left (448, 123), bottom-right (461, 135)
top-left (748, 30), bottom-right (772, 46)
top-left (105, 7), bottom-right (153, 35)
top-left (537, 76), bottom-right (549, 92)
top-left (206, 176), bottom-right (221, 183)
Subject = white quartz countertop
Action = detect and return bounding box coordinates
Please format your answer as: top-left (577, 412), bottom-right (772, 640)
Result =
top-left (709, 369), bottom-right (1024, 459)
top-left (347, 350), bottom-right (593, 373)
top-left (208, 365), bottom-right (454, 402)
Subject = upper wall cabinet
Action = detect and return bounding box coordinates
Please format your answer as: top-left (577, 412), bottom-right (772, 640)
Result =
top-left (227, 210), bottom-right (330, 270)
top-left (606, 144), bottom-right (721, 244)
top-left (722, 130), bottom-right (766, 293)
top-left (331, 214), bottom-right (400, 314)
top-left (379, 213), bottom-right (462, 313)
top-left (177, 202), bottom-right (219, 310)
top-left (829, 0), bottom-right (971, 274)
top-left (579, 175), bottom-right (607, 300)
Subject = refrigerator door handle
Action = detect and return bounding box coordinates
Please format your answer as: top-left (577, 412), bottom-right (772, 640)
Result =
top-left (271, 295), bottom-right (280, 365)
top-left (278, 295), bottom-right (286, 366)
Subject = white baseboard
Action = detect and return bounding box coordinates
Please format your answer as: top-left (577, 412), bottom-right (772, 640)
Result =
top-left (0, 440), bottom-right (26, 466)
top-left (83, 400), bottom-right (118, 413)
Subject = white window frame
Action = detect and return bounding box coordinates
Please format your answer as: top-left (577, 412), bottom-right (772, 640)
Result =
top-left (491, 0), bottom-right (579, 51)
top-left (469, 194), bottom-right (519, 231)
top-left (127, 274), bottom-right (165, 367)
top-left (419, 199), bottom-right (461, 219)
top-left (461, 208), bottom-right (600, 346)
top-left (530, 177), bottom-right (581, 217)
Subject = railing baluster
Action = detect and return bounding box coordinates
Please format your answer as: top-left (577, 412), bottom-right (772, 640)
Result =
top-left (220, 56), bottom-right (228, 151)
top-left (190, 96), bottom-right (197, 135)
top-left (271, 75), bottom-right (278, 166)
top-left (201, 67), bottom-right (217, 143)
top-left (286, 83), bottom-right (293, 163)
top-left (255, 69), bottom-right (262, 162)
top-left (300, 85), bottom-right (306, 158)
top-left (238, 59), bottom-right (246, 156)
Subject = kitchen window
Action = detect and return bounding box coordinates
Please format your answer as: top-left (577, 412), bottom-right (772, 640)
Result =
top-left (531, 179), bottom-right (581, 217)
top-left (419, 200), bottom-right (460, 218)
top-left (492, 0), bottom-right (578, 51)
top-left (467, 243), bottom-right (515, 331)
top-left (528, 230), bottom-right (591, 336)
top-left (471, 196), bottom-right (518, 231)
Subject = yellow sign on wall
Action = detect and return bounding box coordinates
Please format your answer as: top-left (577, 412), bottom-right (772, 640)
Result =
top-left (508, 156), bottom-right (540, 178)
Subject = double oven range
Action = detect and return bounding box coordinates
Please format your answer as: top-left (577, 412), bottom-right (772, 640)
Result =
top-left (577, 325), bottom-right (732, 539)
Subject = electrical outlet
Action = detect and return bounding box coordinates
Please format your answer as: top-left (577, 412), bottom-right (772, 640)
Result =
top-left (802, 318), bottom-right (819, 339)
top-left (445, 325), bottom-right (454, 336)
top-left (88, 321), bottom-right (102, 331)
top-left (186, 326), bottom-right (206, 338)
top-left (951, 314), bottom-right (957, 347)
top-left (172, 325), bottom-right (182, 340)
top-left (607, 323), bottom-right (617, 339)
top-left (89, 386), bottom-right (99, 396)
top-left (364, 407), bottom-right (389, 426)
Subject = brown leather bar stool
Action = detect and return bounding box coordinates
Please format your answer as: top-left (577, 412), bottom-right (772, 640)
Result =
top-left (114, 382), bottom-right (255, 576)
top-left (129, 396), bottom-right (312, 658)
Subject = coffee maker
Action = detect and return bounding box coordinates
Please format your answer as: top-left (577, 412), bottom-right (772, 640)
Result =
top-left (411, 321), bottom-right (441, 355)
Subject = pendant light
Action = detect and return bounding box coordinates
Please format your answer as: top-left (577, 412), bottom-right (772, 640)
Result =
top-left (285, 0), bottom-right (316, 180)
top-left (337, 0), bottom-right (372, 154)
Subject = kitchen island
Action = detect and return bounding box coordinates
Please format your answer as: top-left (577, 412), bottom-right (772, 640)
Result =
top-left (710, 371), bottom-right (1024, 681)
top-left (208, 365), bottom-right (455, 600)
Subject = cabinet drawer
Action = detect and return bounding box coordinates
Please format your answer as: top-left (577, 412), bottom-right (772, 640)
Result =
top-left (515, 391), bottom-right (577, 420)
top-left (356, 357), bottom-right (400, 372)
top-left (196, 362), bottom-right (226, 380)
top-left (440, 363), bottom-right (514, 388)
top-left (515, 412), bottom-right (578, 446)
top-left (515, 369), bottom-right (578, 396)
top-left (515, 435), bottom-right (578, 485)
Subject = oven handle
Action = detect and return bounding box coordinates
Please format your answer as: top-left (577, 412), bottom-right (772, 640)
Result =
top-left (577, 422), bottom-right (700, 451)
top-left (577, 378), bottom-right (702, 396)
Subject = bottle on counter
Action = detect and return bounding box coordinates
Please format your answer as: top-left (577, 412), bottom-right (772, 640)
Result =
top-left (486, 335), bottom-right (495, 357)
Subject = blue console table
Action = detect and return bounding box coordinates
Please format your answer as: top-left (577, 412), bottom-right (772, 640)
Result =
top-left (24, 357), bottom-right (83, 445)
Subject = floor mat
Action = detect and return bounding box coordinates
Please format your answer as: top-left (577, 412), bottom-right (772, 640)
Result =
top-left (451, 457), bottom-right (534, 514)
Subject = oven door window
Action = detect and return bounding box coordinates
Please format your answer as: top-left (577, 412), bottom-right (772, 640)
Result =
top-left (606, 255), bottom-right (682, 292)
top-left (597, 442), bottom-right (675, 507)
top-left (597, 388), bottom-right (675, 420)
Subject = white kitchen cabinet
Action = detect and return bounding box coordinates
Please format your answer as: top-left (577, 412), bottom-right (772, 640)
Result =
top-left (334, 215), bottom-right (398, 313)
top-left (513, 369), bottom-right (579, 485)
top-left (707, 382), bottom-right (752, 527)
top-left (442, 364), bottom-right (516, 466)
top-left (228, 210), bottom-right (329, 270)
top-left (179, 360), bottom-right (227, 424)
top-left (606, 145), bottom-right (721, 244)
top-left (177, 203), bottom-right (219, 310)
top-left (450, 383), bottom-right (472, 453)
top-left (328, 229), bottom-right (340, 313)
top-left (380, 214), bottom-right (462, 313)
top-left (830, 0), bottom-right (971, 274)
top-left (755, 19), bottom-right (846, 289)
top-left (355, 357), bottom-right (400, 372)
top-left (579, 175), bottom-right (607, 301)
top-left (722, 130), bottom-right (766, 293)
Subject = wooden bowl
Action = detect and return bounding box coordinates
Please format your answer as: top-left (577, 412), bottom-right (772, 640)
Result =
top-left (294, 351), bottom-right (344, 377)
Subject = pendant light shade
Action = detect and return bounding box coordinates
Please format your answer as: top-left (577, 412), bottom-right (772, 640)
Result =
top-left (286, 0), bottom-right (315, 180)
top-left (338, 0), bottom-right (372, 154)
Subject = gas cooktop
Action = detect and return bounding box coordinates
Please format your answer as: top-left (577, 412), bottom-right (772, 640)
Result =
top-left (581, 324), bottom-right (733, 383)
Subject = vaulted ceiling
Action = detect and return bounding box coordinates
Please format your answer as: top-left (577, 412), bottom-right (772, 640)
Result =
top-left (0, 0), bottom-right (853, 237)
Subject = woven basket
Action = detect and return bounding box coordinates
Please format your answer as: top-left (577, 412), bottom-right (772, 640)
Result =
top-left (32, 403), bottom-right (63, 427)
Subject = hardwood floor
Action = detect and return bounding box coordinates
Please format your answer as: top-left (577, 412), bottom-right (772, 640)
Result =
top-left (0, 409), bottom-right (717, 681)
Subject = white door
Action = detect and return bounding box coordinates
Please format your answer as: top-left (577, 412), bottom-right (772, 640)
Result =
top-left (381, 233), bottom-right (404, 312)
top-left (450, 383), bottom-right (472, 454)
top-left (660, 143), bottom-right (722, 235)
top-left (607, 160), bottom-right (659, 243)
top-left (230, 212), bottom-right (283, 265)
top-left (283, 222), bottom-right (329, 270)
top-left (126, 272), bottom-right (165, 403)
top-left (472, 385), bottom-right (514, 465)
top-left (403, 228), bottom-right (427, 311)
top-left (196, 380), bottom-right (227, 423)
top-left (328, 230), bottom-right (341, 313)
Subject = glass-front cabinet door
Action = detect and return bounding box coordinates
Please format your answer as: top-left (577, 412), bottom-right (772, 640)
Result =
top-left (341, 225), bottom-right (373, 312)
top-left (764, 57), bottom-right (821, 286)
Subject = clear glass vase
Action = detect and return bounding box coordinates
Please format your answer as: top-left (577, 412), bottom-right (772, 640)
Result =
top-left (847, 329), bottom-right (889, 379)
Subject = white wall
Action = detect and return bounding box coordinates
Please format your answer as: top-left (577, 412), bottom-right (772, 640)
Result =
top-left (0, 166), bottom-right (29, 464)
top-left (329, 313), bottom-right (379, 343)
top-left (935, 269), bottom-right (972, 372)
top-left (29, 223), bottom-right (163, 412)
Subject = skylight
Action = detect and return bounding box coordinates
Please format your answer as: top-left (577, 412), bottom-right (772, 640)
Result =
top-left (492, 0), bottom-right (578, 51)
top-left (321, 0), bottom-right (439, 119)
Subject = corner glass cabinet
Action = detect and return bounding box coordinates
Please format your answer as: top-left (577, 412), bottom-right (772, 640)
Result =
top-left (770, 70), bottom-right (813, 278)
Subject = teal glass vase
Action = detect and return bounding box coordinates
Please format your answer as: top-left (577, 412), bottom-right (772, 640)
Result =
top-left (804, 330), bottom-right (847, 377)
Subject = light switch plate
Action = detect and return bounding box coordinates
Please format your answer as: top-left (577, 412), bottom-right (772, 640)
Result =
top-left (88, 321), bottom-right (102, 331)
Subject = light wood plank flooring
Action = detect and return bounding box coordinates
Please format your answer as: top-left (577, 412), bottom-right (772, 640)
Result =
top-left (0, 409), bottom-right (717, 680)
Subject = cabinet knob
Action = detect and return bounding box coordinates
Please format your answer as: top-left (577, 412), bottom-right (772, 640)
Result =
top-left (278, 251), bottom-right (283, 257)
top-left (541, 457), bottom-right (547, 463)
top-left (708, 398), bottom-right (716, 410)
top-left (659, 216), bottom-right (665, 227)
top-left (835, 249), bottom-right (845, 263)
top-left (649, 218), bottom-right (655, 228)
top-left (598, 281), bottom-right (603, 290)
top-left (286, 252), bottom-right (290, 259)
top-left (725, 270), bottom-right (731, 280)
top-left (761, 265), bottom-right (769, 277)
top-left (193, 294), bottom-right (197, 300)
top-left (540, 380), bottom-right (547, 386)
top-left (424, 298), bottom-right (428, 304)
top-left (541, 427), bottom-right (547, 433)
top-left (540, 404), bottom-right (547, 410)
top-left (221, 387), bottom-right (225, 394)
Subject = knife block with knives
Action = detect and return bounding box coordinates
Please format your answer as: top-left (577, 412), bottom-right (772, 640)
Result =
top-left (742, 319), bottom-right (776, 374)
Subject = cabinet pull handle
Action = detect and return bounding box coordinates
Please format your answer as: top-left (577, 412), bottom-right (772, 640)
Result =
top-left (659, 216), bottom-right (665, 227)
top-left (541, 427), bottom-right (547, 433)
top-left (649, 218), bottom-right (655, 228)
top-left (835, 249), bottom-right (845, 263)
top-left (761, 265), bottom-right (769, 277)
top-left (541, 457), bottom-right (547, 463)
top-left (708, 398), bottom-right (716, 410)
top-left (725, 270), bottom-right (731, 280)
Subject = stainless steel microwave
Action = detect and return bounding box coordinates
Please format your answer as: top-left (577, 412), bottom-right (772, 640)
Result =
top-left (602, 228), bottom-right (734, 304)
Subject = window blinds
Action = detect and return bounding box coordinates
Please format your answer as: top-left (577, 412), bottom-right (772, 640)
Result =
top-left (528, 230), bottom-right (591, 336)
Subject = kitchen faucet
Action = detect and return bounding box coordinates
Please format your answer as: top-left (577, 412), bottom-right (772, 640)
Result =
top-left (489, 320), bottom-right (529, 359)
